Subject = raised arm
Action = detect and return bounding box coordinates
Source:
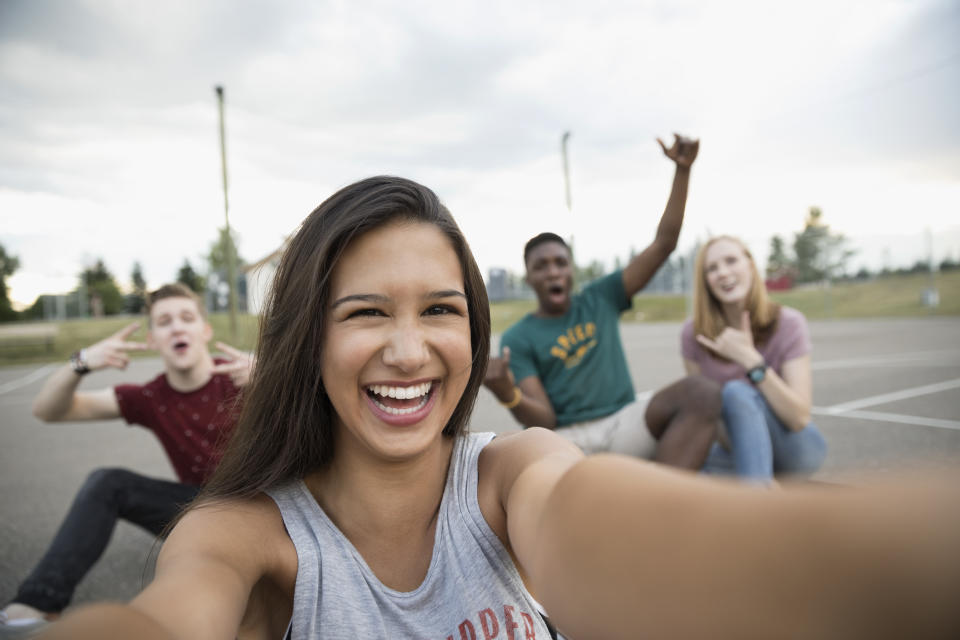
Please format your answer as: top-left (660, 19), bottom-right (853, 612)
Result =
top-left (622, 134), bottom-right (699, 297)
top-left (497, 441), bottom-right (960, 639)
top-left (32, 322), bottom-right (147, 422)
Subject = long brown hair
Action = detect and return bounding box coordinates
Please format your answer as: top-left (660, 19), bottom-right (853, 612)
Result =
top-left (199, 176), bottom-right (491, 502)
top-left (692, 235), bottom-right (780, 346)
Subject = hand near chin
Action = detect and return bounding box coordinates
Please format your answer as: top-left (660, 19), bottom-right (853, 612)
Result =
top-left (695, 311), bottom-right (763, 370)
top-left (83, 322), bottom-right (149, 371)
top-left (212, 341), bottom-right (256, 387)
top-left (483, 347), bottom-right (517, 402)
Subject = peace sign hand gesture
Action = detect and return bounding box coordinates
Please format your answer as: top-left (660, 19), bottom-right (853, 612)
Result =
top-left (657, 133), bottom-right (700, 169)
top-left (211, 341), bottom-right (256, 388)
top-left (695, 311), bottom-right (764, 370)
top-left (83, 322), bottom-right (149, 371)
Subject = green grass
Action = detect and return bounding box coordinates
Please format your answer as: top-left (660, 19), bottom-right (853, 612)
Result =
top-left (1, 272), bottom-right (956, 366)
top-left (0, 312), bottom-right (260, 367)
top-left (769, 271), bottom-right (960, 319)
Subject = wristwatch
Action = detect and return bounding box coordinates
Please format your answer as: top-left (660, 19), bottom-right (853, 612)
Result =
top-left (746, 361), bottom-right (767, 385)
top-left (69, 349), bottom-right (91, 375)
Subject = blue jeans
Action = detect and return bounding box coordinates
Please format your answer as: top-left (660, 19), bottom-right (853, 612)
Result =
top-left (703, 380), bottom-right (827, 483)
top-left (12, 468), bottom-right (199, 613)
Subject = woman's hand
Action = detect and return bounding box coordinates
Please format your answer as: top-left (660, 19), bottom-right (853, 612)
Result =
top-left (695, 311), bottom-right (763, 370)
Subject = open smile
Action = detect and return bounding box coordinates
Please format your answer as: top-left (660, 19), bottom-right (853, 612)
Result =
top-left (364, 380), bottom-right (439, 424)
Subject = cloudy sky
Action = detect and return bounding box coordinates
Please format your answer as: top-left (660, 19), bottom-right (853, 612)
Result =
top-left (2, 0), bottom-right (958, 308)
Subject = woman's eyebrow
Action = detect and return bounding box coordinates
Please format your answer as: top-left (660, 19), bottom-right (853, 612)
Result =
top-left (331, 290), bottom-right (466, 309)
top-left (330, 293), bottom-right (389, 309)
top-left (428, 289), bottom-right (466, 300)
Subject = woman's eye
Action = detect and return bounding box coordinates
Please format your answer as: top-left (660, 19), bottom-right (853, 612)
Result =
top-left (347, 308), bottom-right (384, 319)
top-left (425, 304), bottom-right (458, 316)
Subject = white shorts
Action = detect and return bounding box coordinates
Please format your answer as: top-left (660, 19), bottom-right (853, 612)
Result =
top-left (554, 391), bottom-right (656, 458)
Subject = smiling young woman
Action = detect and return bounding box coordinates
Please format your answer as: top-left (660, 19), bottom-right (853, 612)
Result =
top-left (684, 236), bottom-right (827, 483)
top-left (39, 178), bottom-right (960, 640)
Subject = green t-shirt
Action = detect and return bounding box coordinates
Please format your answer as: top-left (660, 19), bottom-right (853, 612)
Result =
top-left (501, 270), bottom-right (635, 426)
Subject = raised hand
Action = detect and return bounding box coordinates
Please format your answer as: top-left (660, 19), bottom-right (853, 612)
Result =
top-left (83, 322), bottom-right (149, 371)
top-left (211, 341), bottom-right (256, 388)
top-left (695, 311), bottom-right (763, 370)
top-left (483, 346), bottom-right (517, 402)
top-left (657, 133), bottom-right (699, 169)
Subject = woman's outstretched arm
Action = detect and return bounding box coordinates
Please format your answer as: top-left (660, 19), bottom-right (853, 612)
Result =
top-left (39, 495), bottom-right (293, 640)
top-left (501, 439), bottom-right (960, 639)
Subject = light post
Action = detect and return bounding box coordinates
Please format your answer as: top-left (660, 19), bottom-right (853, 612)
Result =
top-left (215, 85), bottom-right (238, 341)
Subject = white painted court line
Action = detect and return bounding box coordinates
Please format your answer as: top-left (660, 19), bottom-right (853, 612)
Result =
top-left (0, 363), bottom-right (57, 395)
top-left (821, 377), bottom-right (960, 414)
top-left (812, 349), bottom-right (960, 371)
top-left (811, 407), bottom-right (960, 431)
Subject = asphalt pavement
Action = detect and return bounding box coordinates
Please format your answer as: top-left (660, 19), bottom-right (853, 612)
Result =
top-left (2, 316), bottom-right (958, 609)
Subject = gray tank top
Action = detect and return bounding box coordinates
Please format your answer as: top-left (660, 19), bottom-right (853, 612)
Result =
top-left (266, 432), bottom-right (552, 639)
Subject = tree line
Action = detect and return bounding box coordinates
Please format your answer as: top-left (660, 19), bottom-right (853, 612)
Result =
top-left (0, 226), bottom-right (244, 322)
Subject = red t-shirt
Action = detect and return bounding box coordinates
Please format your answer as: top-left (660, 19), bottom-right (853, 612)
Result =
top-left (114, 363), bottom-right (241, 485)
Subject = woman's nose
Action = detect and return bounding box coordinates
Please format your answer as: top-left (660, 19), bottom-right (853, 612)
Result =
top-left (382, 325), bottom-right (429, 372)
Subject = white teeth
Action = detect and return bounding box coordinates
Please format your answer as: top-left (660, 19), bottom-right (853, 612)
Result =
top-left (368, 382), bottom-right (432, 401)
top-left (370, 393), bottom-right (431, 416)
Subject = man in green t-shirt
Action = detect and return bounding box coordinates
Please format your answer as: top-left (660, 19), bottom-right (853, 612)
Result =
top-left (483, 134), bottom-right (721, 469)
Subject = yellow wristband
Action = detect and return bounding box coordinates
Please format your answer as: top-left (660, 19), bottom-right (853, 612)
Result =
top-left (500, 386), bottom-right (522, 409)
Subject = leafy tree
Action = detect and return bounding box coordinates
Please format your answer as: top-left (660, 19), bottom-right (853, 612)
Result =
top-left (81, 259), bottom-right (124, 316)
top-left (177, 259), bottom-right (205, 293)
top-left (207, 226), bottom-right (245, 275)
top-left (574, 259), bottom-right (606, 289)
top-left (0, 243), bottom-right (21, 322)
top-left (125, 261), bottom-right (148, 313)
top-left (765, 235), bottom-right (793, 279)
top-left (792, 207), bottom-right (855, 284)
top-left (854, 267), bottom-right (872, 280)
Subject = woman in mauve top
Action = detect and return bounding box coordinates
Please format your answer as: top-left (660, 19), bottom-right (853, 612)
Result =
top-left (682, 235), bottom-right (827, 483)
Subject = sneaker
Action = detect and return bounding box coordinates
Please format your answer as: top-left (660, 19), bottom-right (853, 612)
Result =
top-left (0, 606), bottom-right (51, 639)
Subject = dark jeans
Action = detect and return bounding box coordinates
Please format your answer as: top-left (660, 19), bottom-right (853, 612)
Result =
top-left (13, 468), bottom-right (199, 613)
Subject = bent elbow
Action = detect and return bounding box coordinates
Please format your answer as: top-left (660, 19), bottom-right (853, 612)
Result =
top-left (32, 401), bottom-right (64, 423)
top-left (787, 410), bottom-right (811, 432)
top-left (32, 403), bottom-right (53, 422)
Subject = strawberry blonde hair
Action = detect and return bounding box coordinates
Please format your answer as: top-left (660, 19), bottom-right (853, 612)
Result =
top-left (692, 235), bottom-right (780, 346)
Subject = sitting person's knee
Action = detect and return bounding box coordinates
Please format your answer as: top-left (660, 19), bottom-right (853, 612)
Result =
top-left (684, 375), bottom-right (722, 417)
top-left (721, 379), bottom-right (757, 405)
top-left (79, 468), bottom-right (135, 499)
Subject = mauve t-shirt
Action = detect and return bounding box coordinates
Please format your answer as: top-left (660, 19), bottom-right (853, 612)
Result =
top-left (681, 306), bottom-right (811, 383)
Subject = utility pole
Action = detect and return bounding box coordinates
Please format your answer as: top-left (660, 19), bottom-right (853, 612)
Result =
top-left (215, 85), bottom-right (238, 341)
top-left (561, 131), bottom-right (573, 249)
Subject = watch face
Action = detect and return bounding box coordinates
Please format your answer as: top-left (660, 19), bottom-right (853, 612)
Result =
top-left (748, 366), bottom-right (766, 383)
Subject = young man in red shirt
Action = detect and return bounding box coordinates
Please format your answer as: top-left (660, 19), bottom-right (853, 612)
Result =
top-left (0, 284), bottom-right (252, 633)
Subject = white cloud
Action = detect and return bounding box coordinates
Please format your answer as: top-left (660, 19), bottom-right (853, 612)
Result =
top-left (1, 0), bottom-right (958, 308)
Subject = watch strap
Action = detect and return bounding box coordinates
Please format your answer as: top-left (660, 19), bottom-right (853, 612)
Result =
top-left (746, 361), bottom-right (767, 385)
top-left (70, 349), bottom-right (91, 375)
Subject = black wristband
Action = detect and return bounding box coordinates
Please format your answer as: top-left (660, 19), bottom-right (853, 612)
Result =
top-left (746, 362), bottom-right (767, 385)
top-left (69, 350), bottom-right (91, 375)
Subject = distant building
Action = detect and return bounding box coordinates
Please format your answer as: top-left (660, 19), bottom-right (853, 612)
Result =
top-left (243, 241), bottom-right (287, 315)
top-left (487, 268), bottom-right (533, 302)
